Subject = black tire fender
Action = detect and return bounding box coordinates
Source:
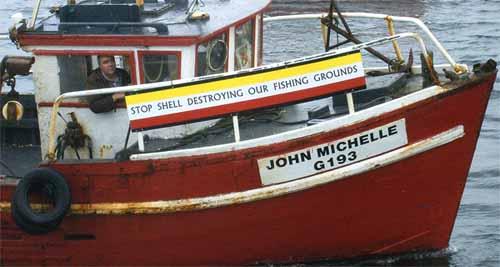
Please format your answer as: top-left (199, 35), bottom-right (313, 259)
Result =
top-left (10, 198), bottom-right (55, 235)
top-left (11, 167), bottom-right (71, 234)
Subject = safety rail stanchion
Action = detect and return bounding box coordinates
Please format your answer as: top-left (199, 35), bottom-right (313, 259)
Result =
top-left (264, 12), bottom-right (464, 73)
top-left (232, 115), bottom-right (241, 143)
top-left (385, 16), bottom-right (404, 63)
top-left (137, 132), bottom-right (145, 152)
top-left (346, 93), bottom-right (355, 114)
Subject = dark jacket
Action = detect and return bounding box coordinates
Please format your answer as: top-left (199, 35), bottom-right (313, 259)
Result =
top-left (86, 68), bottom-right (131, 113)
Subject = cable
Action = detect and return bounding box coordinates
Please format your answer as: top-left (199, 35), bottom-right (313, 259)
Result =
top-left (0, 159), bottom-right (16, 177)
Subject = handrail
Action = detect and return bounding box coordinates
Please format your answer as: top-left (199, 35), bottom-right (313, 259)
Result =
top-left (29, 0), bottom-right (43, 30)
top-left (45, 32), bottom-right (433, 160)
top-left (264, 12), bottom-right (465, 74)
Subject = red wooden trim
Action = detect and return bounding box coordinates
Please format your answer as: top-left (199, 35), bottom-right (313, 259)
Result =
top-left (18, 4), bottom-right (271, 48)
top-left (39, 102), bottom-right (88, 108)
top-left (33, 49), bottom-right (138, 85)
top-left (33, 50), bottom-right (132, 56)
top-left (137, 51), bottom-right (182, 83)
top-left (20, 35), bottom-right (198, 47)
top-left (196, 28), bottom-right (228, 46)
top-left (38, 102), bottom-right (127, 108)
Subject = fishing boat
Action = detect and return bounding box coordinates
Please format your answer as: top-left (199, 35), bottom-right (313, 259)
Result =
top-left (0, 0), bottom-right (497, 265)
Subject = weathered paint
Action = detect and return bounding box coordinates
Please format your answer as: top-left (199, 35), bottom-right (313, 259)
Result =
top-left (0, 124), bottom-right (464, 215)
top-left (98, 145), bottom-right (114, 159)
top-left (28, 20), bottom-right (263, 160)
top-left (385, 16), bottom-right (404, 62)
top-left (132, 82), bottom-right (444, 161)
top-left (18, 3), bottom-right (271, 48)
top-left (0, 71), bottom-right (495, 266)
top-left (258, 119), bottom-right (409, 185)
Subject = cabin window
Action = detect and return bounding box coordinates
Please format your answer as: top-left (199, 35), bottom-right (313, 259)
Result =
top-left (58, 54), bottom-right (133, 94)
top-left (235, 20), bottom-right (255, 70)
top-left (196, 32), bottom-right (228, 76)
top-left (140, 53), bottom-right (180, 83)
top-left (57, 55), bottom-right (91, 93)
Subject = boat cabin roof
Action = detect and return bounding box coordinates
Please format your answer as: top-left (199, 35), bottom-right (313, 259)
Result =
top-left (21, 0), bottom-right (270, 46)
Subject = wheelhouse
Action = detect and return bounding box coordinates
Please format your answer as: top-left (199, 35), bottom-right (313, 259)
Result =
top-left (14, 0), bottom-right (269, 159)
top-left (4, 0), bottom-right (476, 163)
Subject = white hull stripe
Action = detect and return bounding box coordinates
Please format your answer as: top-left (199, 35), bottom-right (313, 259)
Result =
top-left (130, 83), bottom-right (446, 161)
top-left (0, 125), bottom-right (464, 215)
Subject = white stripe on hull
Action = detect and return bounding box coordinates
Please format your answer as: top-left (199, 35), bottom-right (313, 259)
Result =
top-left (1, 125), bottom-right (463, 215)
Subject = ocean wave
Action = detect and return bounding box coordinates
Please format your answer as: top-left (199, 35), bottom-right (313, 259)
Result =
top-left (298, 247), bottom-right (458, 267)
top-left (469, 168), bottom-right (500, 179)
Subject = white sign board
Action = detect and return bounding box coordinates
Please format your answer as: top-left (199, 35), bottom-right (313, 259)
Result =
top-left (126, 51), bottom-right (365, 130)
top-left (258, 119), bottom-right (408, 185)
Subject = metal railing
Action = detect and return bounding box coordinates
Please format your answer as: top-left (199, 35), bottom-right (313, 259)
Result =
top-left (44, 31), bottom-right (449, 160)
top-left (264, 12), bottom-right (466, 74)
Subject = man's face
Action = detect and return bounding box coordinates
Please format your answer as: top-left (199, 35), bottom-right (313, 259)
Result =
top-left (99, 56), bottom-right (116, 77)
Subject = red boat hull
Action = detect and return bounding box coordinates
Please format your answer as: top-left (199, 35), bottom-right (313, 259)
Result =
top-left (0, 72), bottom-right (496, 265)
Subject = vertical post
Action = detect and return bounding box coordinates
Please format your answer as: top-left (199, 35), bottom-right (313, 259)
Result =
top-left (47, 97), bottom-right (63, 161)
top-left (134, 49), bottom-right (141, 84)
top-left (386, 16), bottom-right (404, 63)
top-left (324, 0), bottom-right (335, 51)
top-left (28, 0), bottom-right (43, 29)
top-left (133, 49), bottom-right (145, 151)
top-left (232, 115), bottom-right (241, 143)
top-left (320, 15), bottom-right (329, 50)
top-left (228, 26), bottom-right (235, 72)
top-left (138, 132), bottom-right (145, 152)
top-left (254, 14), bottom-right (261, 67)
top-left (346, 92), bottom-right (355, 114)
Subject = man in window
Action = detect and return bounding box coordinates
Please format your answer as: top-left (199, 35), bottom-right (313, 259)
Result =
top-left (86, 55), bottom-right (131, 113)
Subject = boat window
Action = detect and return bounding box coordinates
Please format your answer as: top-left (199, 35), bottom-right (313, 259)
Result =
top-left (235, 20), bottom-right (255, 70)
top-left (57, 55), bottom-right (91, 94)
top-left (196, 32), bottom-right (228, 76)
top-left (141, 54), bottom-right (180, 83)
top-left (58, 55), bottom-right (132, 94)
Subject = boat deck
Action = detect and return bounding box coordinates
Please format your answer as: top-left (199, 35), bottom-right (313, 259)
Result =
top-left (116, 72), bottom-right (426, 159)
top-left (0, 72), bottom-right (429, 175)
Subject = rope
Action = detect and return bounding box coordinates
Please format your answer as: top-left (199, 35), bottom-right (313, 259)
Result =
top-left (143, 56), bottom-right (165, 83)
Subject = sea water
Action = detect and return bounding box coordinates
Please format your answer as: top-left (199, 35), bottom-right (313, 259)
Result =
top-left (0, 0), bottom-right (498, 266)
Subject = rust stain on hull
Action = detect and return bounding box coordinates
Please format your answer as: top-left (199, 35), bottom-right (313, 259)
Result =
top-left (0, 125), bottom-right (464, 216)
